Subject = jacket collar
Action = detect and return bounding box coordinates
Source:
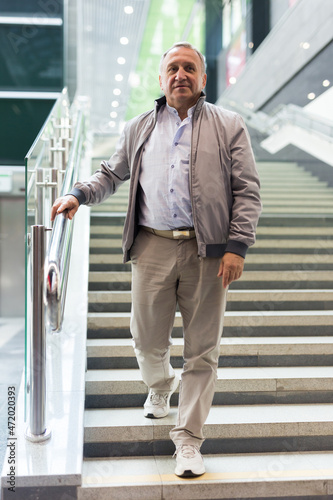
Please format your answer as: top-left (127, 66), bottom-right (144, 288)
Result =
top-left (154, 91), bottom-right (206, 119)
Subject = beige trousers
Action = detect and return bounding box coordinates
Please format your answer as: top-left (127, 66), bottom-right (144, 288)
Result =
top-left (130, 229), bottom-right (228, 448)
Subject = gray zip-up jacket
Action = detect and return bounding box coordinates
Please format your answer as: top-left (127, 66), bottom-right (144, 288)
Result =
top-left (70, 94), bottom-right (262, 263)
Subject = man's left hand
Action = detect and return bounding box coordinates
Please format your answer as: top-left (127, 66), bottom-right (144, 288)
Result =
top-left (217, 252), bottom-right (245, 289)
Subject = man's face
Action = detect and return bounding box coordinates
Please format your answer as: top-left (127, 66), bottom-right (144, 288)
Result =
top-left (159, 47), bottom-right (207, 113)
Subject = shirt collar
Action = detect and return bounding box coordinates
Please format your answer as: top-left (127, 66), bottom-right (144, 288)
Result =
top-left (166, 102), bottom-right (196, 119)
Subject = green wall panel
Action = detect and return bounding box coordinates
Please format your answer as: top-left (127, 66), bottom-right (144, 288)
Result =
top-left (126, 0), bottom-right (205, 120)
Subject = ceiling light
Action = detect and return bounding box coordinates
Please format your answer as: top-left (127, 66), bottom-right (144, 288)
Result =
top-left (323, 79), bottom-right (330, 87)
top-left (115, 74), bottom-right (123, 82)
top-left (117, 57), bottom-right (126, 65)
top-left (110, 111), bottom-right (118, 118)
top-left (108, 121), bottom-right (116, 128)
top-left (113, 89), bottom-right (121, 95)
top-left (300, 42), bottom-right (310, 49)
top-left (120, 37), bottom-right (129, 45)
top-left (229, 77), bottom-right (237, 85)
top-left (124, 6), bottom-right (134, 14)
top-left (112, 101), bottom-right (119, 108)
top-left (307, 92), bottom-right (316, 100)
top-left (129, 72), bottom-right (140, 88)
top-left (248, 42), bottom-right (254, 49)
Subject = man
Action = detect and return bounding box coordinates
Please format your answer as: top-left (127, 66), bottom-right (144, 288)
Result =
top-left (51, 41), bottom-right (262, 477)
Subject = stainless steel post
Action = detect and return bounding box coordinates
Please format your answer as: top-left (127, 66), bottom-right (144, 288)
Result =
top-left (25, 225), bottom-right (51, 442)
top-left (36, 169), bottom-right (44, 225)
top-left (51, 168), bottom-right (58, 206)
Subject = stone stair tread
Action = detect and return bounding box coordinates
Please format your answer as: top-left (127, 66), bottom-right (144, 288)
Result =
top-left (83, 404), bottom-right (333, 445)
top-left (87, 310), bottom-right (333, 329)
top-left (88, 270), bottom-right (333, 281)
top-left (86, 365), bottom-right (333, 380)
top-left (84, 403), bottom-right (333, 431)
top-left (87, 310), bottom-right (333, 317)
top-left (79, 451), bottom-right (333, 499)
top-left (252, 239), bottom-right (333, 248)
top-left (88, 289), bottom-right (333, 302)
top-left (89, 238), bottom-right (333, 248)
top-left (90, 211), bottom-right (127, 217)
top-left (256, 226), bottom-right (333, 235)
top-left (240, 270), bottom-right (333, 281)
top-left (88, 253), bottom-right (333, 264)
top-left (85, 366), bottom-right (333, 396)
top-left (258, 209), bottom-right (333, 214)
top-left (86, 336), bottom-right (333, 358)
top-left (89, 226), bottom-right (333, 236)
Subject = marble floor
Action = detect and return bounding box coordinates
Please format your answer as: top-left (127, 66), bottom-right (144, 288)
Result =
top-left (0, 317), bottom-right (25, 491)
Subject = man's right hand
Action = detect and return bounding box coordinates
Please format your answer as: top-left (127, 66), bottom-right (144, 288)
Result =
top-left (51, 195), bottom-right (80, 221)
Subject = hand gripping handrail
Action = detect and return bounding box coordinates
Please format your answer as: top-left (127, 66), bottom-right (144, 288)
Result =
top-left (46, 109), bottom-right (85, 332)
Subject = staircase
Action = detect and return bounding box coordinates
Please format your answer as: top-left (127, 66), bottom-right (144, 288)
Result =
top-left (78, 161), bottom-right (333, 500)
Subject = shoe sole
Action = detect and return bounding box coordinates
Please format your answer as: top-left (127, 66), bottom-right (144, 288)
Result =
top-left (144, 376), bottom-right (179, 419)
top-left (144, 412), bottom-right (167, 419)
top-left (175, 468), bottom-right (205, 478)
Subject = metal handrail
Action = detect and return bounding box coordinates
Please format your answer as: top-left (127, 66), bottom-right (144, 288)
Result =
top-left (272, 104), bottom-right (333, 141)
top-left (219, 99), bottom-right (333, 141)
top-left (46, 109), bottom-right (85, 331)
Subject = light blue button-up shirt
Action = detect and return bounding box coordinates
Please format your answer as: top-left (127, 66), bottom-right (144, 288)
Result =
top-left (138, 103), bottom-right (194, 230)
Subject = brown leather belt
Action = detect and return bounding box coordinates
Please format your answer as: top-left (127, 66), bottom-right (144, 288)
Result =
top-left (141, 226), bottom-right (196, 240)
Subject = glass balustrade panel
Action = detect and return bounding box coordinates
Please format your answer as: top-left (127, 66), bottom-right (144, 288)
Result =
top-left (24, 89), bottom-right (70, 421)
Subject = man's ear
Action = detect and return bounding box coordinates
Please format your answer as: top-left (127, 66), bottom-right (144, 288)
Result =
top-left (159, 74), bottom-right (163, 91)
top-left (202, 73), bottom-right (207, 90)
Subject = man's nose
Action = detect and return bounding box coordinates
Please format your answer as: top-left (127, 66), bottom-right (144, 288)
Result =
top-left (176, 68), bottom-right (186, 80)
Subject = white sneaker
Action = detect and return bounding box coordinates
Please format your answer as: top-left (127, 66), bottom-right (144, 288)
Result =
top-left (144, 375), bottom-right (179, 419)
top-left (174, 444), bottom-right (205, 477)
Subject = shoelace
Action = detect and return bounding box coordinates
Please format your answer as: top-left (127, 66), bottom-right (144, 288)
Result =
top-left (149, 392), bottom-right (169, 406)
top-left (175, 444), bottom-right (200, 459)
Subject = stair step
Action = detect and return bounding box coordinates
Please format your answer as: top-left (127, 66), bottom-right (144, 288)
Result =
top-left (90, 225), bottom-right (124, 235)
top-left (260, 193), bottom-right (333, 199)
top-left (88, 270), bottom-right (333, 285)
top-left (86, 336), bottom-right (333, 358)
top-left (87, 310), bottom-right (333, 329)
top-left (85, 366), bottom-right (333, 408)
top-left (83, 404), bottom-right (333, 456)
top-left (232, 271), bottom-right (333, 289)
top-left (257, 215), bottom-right (333, 227)
top-left (89, 254), bottom-right (333, 265)
top-left (252, 239), bottom-right (333, 249)
top-left (258, 208), bottom-right (333, 214)
top-left (89, 225), bottom-right (333, 237)
top-left (88, 289), bottom-right (333, 313)
top-left (79, 451), bottom-right (333, 500)
top-left (88, 289), bottom-right (333, 303)
top-left (88, 237), bottom-right (333, 249)
top-left (84, 403), bottom-right (333, 443)
top-left (86, 336), bottom-right (333, 368)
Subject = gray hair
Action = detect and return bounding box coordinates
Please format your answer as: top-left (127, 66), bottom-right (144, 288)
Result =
top-left (159, 41), bottom-right (206, 75)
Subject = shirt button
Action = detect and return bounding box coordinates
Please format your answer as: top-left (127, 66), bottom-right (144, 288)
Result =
top-left (176, 122), bottom-right (180, 126)
top-left (171, 164), bottom-right (175, 168)
top-left (170, 188), bottom-right (174, 193)
top-left (173, 214), bottom-right (177, 218)
top-left (175, 142), bottom-right (178, 146)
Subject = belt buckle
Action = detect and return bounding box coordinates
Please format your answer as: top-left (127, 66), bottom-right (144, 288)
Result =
top-left (173, 230), bottom-right (190, 238)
